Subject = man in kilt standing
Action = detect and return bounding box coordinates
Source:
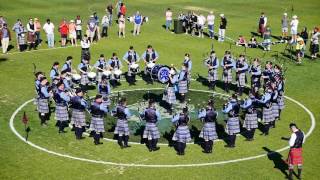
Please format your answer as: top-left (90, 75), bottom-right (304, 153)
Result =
top-left (123, 46), bottom-right (140, 83)
top-left (37, 77), bottom-right (52, 126)
top-left (206, 51), bottom-right (219, 90)
top-left (198, 99), bottom-right (218, 153)
top-left (94, 54), bottom-right (106, 84)
top-left (182, 53), bottom-right (192, 84)
top-left (70, 88), bottom-right (88, 140)
top-left (248, 58), bottom-right (261, 96)
top-left (141, 99), bottom-right (161, 152)
top-left (275, 75), bottom-right (285, 118)
top-left (257, 87), bottom-right (274, 135)
top-left (240, 93), bottom-right (258, 141)
top-left (78, 59), bottom-right (90, 92)
top-left (235, 55), bottom-right (248, 96)
top-left (223, 94), bottom-right (240, 148)
top-left (112, 97), bottom-right (132, 149)
top-left (89, 94), bottom-right (109, 145)
top-left (53, 82), bottom-right (71, 133)
top-left (261, 61), bottom-right (274, 90)
top-left (163, 69), bottom-right (177, 114)
top-left (221, 51), bottom-right (234, 93)
top-left (178, 64), bottom-right (189, 102)
top-left (270, 81), bottom-right (280, 128)
top-left (172, 107), bottom-right (191, 155)
top-left (34, 71), bottom-right (44, 109)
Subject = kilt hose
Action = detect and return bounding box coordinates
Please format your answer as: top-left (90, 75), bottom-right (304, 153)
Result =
top-left (178, 80), bottom-right (188, 94)
top-left (114, 119), bottom-right (130, 136)
top-left (287, 148), bottom-right (303, 166)
top-left (222, 69), bottom-right (232, 83)
top-left (38, 98), bottom-right (49, 114)
top-left (143, 123), bottom-right (160, 140)
top-left (226, 117), bottom-right (240, 135)
top-left (90, 116), bottom-right (105, 133)
top-left (71, 109), bottom-right (86, 128)
top-left (199, 122), bottom-right (218, 141)
top-left (208, 69), bottom-right (218, 81)
top-left (172, 125), bottom-right (191, 143)
top-left (243, 113), bottom-right (258, 130)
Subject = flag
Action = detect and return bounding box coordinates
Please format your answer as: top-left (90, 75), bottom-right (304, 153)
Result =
top-left (22, 111), bottom-right (29, 125)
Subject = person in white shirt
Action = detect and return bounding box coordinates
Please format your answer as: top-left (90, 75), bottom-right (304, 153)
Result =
top-left (197, 14), bottom-right (206, 38)
top-left (101, 14), bottom-right (109, 38)
top-left (80, 35), bottom-right (91, 61)
top-left (75, 15), bottom-right (82, 40)
top-left (42, 19), bottom-right (55, 48)
top-left (207, 11), bottom-right (215, 39)
top-left (165, 8), bottom-right (173, 31)
top-left (290, 15), bottom-right (299, 44)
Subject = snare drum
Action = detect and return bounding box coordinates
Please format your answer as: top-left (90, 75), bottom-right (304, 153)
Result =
top-left (102, 70), bottom-right (112, 80)
top-left (150, 65), bottom-right (170, 83)
top-left (113, 69), bottom-right (122, 80)
top-left (72, 74), bottom-right (81, 84)
top-left (87, 72), bottom-right (97, 82)
top-left (129, 63), bottom-right (140, 74)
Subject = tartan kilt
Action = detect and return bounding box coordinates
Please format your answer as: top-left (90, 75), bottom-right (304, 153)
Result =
top-left (143, 123), bottom-right (160, 140)
top-left (288, 148), bottom-right (303, 165)
top-left (178, 80), bottom-right (188, 94)
top-left (237, 73), bottom-right (246, 87)
top-left (71, 109), bottom-right (86, 127)
top-left (172, 125), bottom-right (191, 143)
top-left (90, 116), bottom-right (105, 133)
top-left (272, 102), bottom-right (280, 119)
top-left (55, 105), bottom-right (69, 122)
top-left (199, 122), bottom-right (218, 141)
top-left (208, 69), bottom-right (218, 81)
top-left (37, 98), bottom-right (49, 114)
top-left (96, 71), bottom-right (103, 83)
top-left (80, 74), bottom-right (90, 85)
top-left (226, 117), bottom-right (240, 135)
top-left (223, 69), bottom-right (232, 82)
top-left (243, 113), bottom-right (258, 129)
top-left (163, 87), bottom-right (176, 104)
top-left (278, 96), bottom-right (285, 110)
top-left (27, 32), bottom-right (35, 43)
top-left (114, 119), bottom-right (130, 136)
top-left (263, 107), bottom-right (275, 123)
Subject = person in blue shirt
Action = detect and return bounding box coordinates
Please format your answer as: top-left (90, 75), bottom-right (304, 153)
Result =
top-left (235, 54), bottom-right (248, 96)
top-left (53, 81), bottom-right (71, 133)
top-left (108, 53), bottom-right (122, 82)
top-left (133, 11), bottom-right (142, 36)
top-left (240, 93), bottom-right (258, 141)
top-left (78, 59), bottom-right (90, 92)
top-left (34, 71), bottom-right (44, 109)
top-left (123, 46), bottom-right (140, 84)
top-left (60, 70), bottom-right (71, 91)
top-left (12, 19), bottom-right (24, 49)
top-left (257, 87), bottom-right (274, 135)
top-left (172, 107), bottom-right (191, 155)
top-left (97, 76), bottom-right (111, 98)
top-left (163, 69), bottom-right (178, 114)
top-left (206, 51), bottom-right (219, 90)
top-left (141, 99), bottom-right (161, 152)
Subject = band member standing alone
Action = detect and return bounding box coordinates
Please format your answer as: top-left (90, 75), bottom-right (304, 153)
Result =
top-left (53, 82), bottom-right (71, 133)
top-left (172, 107), bottom-right (191, 155)
top-left (223, 94), bottom-right (240, 148)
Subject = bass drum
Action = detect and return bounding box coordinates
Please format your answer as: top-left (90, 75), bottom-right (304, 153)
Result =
top-left (150, 65), bottom-right (170, 84)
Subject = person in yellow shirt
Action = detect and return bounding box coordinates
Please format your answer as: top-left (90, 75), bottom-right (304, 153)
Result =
top-left (296, 35), bottom-right (305, 64)
top-left (34, 18), bottom-right (41, 46)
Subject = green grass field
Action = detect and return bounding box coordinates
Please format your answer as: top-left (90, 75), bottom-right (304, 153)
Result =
top-left (1, 0), bottom-right (320, 179)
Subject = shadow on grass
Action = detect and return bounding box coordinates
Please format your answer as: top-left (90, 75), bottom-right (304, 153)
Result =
top-left (263, 147), bottom-right (289, 179)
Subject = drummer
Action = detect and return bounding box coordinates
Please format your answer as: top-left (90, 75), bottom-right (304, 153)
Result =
top-left (107, 52), bottom-right (123, 82)
top-left (163, 68), bottom-right (178, 114)
top-left (123, 46), bottom-right (140, 83)
top-left (94, 54), bottom-right (106, 83)
top-left (78, 58), bottom-right (90, 92)
top-left (178, 64), bottom-right (189, 102)
top-left (142, 45), bottom-right (159, 75)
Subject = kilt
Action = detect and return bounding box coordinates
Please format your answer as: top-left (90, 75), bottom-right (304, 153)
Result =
top-left (71, 109), bottom-right (86, 127)
top-left (96, 72), bottom-right (103, 83)
top-left (208, 69), bottom-right (218, 81)
top-left (114, 119), bottom-right (130, 136)
top-left (163, 87), bottom-right (176, 104)
top-left (55, 105), bottom-right (69, 122)
top-left (243, 113), bottom-right (258, 129)
top-left (90, 116), bottom-right (105, 133)
top-left (80, 74), bottom-right (90, 85)
top-left (172, 125), bottom-right (191, 143)
top-left (222, 69), bottom-right (232, 82)
top-left (178, 80), bottom-right (188, 94)
top-left (237, 73), bottom-right (246, 87)
top-left (199, 122), bottom-right (218, 141)
top-left (272, 102), bottom-right (279, 119)
top-left (278, 96), bottom-right (285, 110)
top-left (263, 107), bottom-right (275, 123)
top-left (310, 44), bottom-right (319, 54)
top-left (288, 148), bottom-right (303, 165)
top-left (226, 117), bottom-right (240, 135)
top-left (258, 24), bottom-right (266, 34)
top-left (27, 32), bottom-right (35, 43)
top-left (143, 123), bottom-right (160, 140)
top-left (37, 98), bottom-right (49, 114)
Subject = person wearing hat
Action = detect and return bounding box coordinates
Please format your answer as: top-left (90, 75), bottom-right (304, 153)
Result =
top-left (70, 88), bottom-right (88, 139)
top-left (221, 50), bottom-right (234, 93)
top-left (112, 97), bottom-right (132, 149)
top-left (241, 93), bottom-right (258, 141)
top-left (207, 11), bottom-right (215, 39)
top-left (163, 68), bottom-right (178, 114)
top-left (42, 19), bottom-right (55, 48)
top-left (223, 94), bottom-right (240, 148)
top-left (172, 107), bottom-right (191, 155)
top-left (123, 46), bottom-right (140, 84)
top-left (53, 81), bottom-right (71, 133)
top-left (290, 15), bottom-right (299, 44)
top-left (235, 54), bottom-right (248, 96)
top-left (310, 27), bottom-right (320, 59)
top-left (133, 11), bottom-right (143, 36)
top-left (141, 99), bottom-right (161, 152)
top-left (178, 63), bottom-right (189, 102)
top-left (281, 13), bottom-right (289, 40)
top-left (248, 58), bottom-right (262, 96)
top-left (206, 51), bottom-right (219, 90)
top-left (87, 15), bottom-right (97, 43)
top-left (69, 20), bottom-right (77, 46)
top-left (89, 94), bottom-right (109, 145)
top-left (0, 23), bottom-right (11, 54)
top-left (258, 12), bottom-right (267, 37)
top-left (38, 77), bottom-right (52, 126)
top-left (218, 13), bottom-right (227, 42)
top-left (94, 54), bottom-right (106, 83)
top-left (26, 18), bottom-right (36, 50)
top-left (257, 86), bottom-right (274, 135)
top-left (198, 99), bottom-right (218, 153)
top-left (34, 18), bottom-right (42, 46)
top-left (59, 19), bottom-right (69, 47)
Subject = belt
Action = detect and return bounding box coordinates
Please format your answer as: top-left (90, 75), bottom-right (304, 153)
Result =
top-left (82, 48), bottom-right (89, 50)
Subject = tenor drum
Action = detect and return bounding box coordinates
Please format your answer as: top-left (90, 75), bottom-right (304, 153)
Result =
top-left (129, 63), bottom-right (140, 74)
top-left (113, 69), bottom-right (122, 80)
top-left (88, 72), bottom-right (97, 82)
top-left (150, 65), bottom-right (170, 83)
top-left (102, 70), bottom-right (112, 80)
top-left (72, 74), bottom-right (81, 84)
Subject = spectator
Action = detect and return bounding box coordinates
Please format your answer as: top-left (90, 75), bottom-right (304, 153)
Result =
top-left (248, 36), bottom-right (258, 48)
top-left (34, 18), bottom-right (42, 46)
top-left (75, 15), bottom-right (82, 40)
top-left (207, 11), bottom-right (215, 39)
top-left (0, 23), bottom-right (11, 54)
top-left (310, 27), bottom-right (320, 59)
top-left (118, 14), bottom-right (125, 38)
top-left (0, 16), bottom-right (6, 48)
top-left (59, 19), bottom-right (68, 47)
top-left (12, 19), bottom-right (24, 50)
top-left (120, 3), bottom-right (127, 17)
top-left (281, 13), bottom-right (289, 40)
top-left (296, 35), bottom-right (305, 64)
top-left (290, 15), bottom-right (299, 44)
top-left (69, 20), bottom-right (77, 46)
top-left (133, 11), bottom-right (142, 36)
top-left (26, 18), bottom-right (36, 50)
top-left (258, 12), bottom-right (267, 37)
top-left (106, 4), bottom-right (114, 26)
top-left (218, 14), bottom-right (227, 42)
top-left (299, 27), bottom-right (308, 45)
top-left (42, 19), bottom-right (55, 48)
top-left (236, 35), bottom-right (248, 47)
top-left (87, 15), bottom-right (97, 43)
top-left (165, 8), bottom-right (173, 31)
top-left (116, 0), bottom-right (123, 17)
top-left (197, 14), bottom-right (206, 38)
top-left (93, 12), bottom-right (101, 41)
top-left (101, 14), bottom-right (109, 38)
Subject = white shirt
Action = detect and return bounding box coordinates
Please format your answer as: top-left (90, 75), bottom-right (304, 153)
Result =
top-left (289, 130), bottom-right (305, 147)
top-left (81, 40), bottom-right (90, 48)
top-left (207, 14), bottom-right (215, 25)
top-left (76, 19), bottom-right (82, 30)
top-left (198, 15), bottom-right (206, 25)
top-left (43, 23), bottom-right (55, 34)
top-left (290, 19), bottom-right (299, 30)
top-left (166, 11), bottom-right (172, 21)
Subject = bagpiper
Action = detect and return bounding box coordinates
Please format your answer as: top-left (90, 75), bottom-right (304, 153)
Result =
top-left (249, 58), bottom-right (261, 96)
top-left (275, 74), bottom-right (285, 118)
top-left (221, 51), bottom-right (234, 93)
top-left (198, 99), bottom-right (218, 153)
top-left (172, 107), bottom-right (191, 155)
top-left (206, 51), bottom-right (219, 90)
top-left (61, 56), bottom-right (73, 73)
top-left (235, 54), bottom-right (248, 96)
top-left (49, 61), bottom-right (60, 92)
top-left (94, 54), bottom-right (106, 83)
top-left (257, 86), bottom-right (274, 135)
top-left (34, 71), bottom-right (44, 109)
top-left (70, 88), bottom-right (88, 140)
top-left (177, 64), bottom-right (189, 102)
top-left (261, 61), bottom-right (274, 89)
top-left (78, 58), bottom-right (90, 92)
top-left (53, 82), bottom-right (71, 133)
top-left (163, 68), bottom-right (178, 114)
top-left (223, 94), bottom-right (240, 148)
top-left (37, 77), bottom-right (52, 126)
top-left (98, 76), bottom-right (111, 99)
top-left (240, 93), bottom-right (258, 141)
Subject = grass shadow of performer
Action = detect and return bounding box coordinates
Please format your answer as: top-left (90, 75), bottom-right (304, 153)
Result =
top-left (163, 129), bottom-right (175, 147)
top-left (263, 147), bottom-right (289, 179)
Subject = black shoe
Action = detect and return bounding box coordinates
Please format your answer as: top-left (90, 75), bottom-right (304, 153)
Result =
top-left (153, 147), bottom-right (160, 151)
top-left (148, 148), bottom-right (153, 152)
top-left (124, 145), bottom-right (131, 148)
top-left (224, 144), bottom-right (233, 148)
top-left (202, 150), bottom-right (209, 153)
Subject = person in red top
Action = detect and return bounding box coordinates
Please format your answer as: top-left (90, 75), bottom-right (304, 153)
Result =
top-left (59, 19), bottom-right (68, 47)
top-left (119, 3), bottom-right (127, 17)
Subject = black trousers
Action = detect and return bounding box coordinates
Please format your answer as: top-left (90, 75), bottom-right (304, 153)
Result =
top-left (76, 30), bottom-right (82, 40)
top-left (101, 26), bottom-right (108, 37)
